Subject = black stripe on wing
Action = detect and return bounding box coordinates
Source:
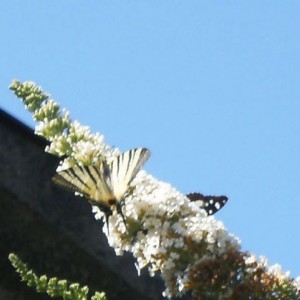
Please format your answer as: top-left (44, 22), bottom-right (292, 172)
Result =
top-left (126, 148), bottom-right (150, 183)
top-left (187, 192), bottom-right (228, 215)
top-left (52, 168), bottom-right (90, 198)
top-left (110, 148), bottom-right (150, 193)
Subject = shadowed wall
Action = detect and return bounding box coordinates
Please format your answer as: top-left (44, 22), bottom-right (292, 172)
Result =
top-left (0, 109), bottom-right (164, 300)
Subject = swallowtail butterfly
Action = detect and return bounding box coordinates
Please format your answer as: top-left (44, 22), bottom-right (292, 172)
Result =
top-left (186, 193), bottom-right (228, 215)
top-left (52, 148), bottom-right (150, 228)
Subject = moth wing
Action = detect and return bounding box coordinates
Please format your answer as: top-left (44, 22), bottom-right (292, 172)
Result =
top-left (187, 192), bottom-right (228, 215)
top-left (110, 148), bottom-right (150, 201)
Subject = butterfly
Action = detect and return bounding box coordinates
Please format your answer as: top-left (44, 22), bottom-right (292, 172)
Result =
top-left (52, 148), bottom-right (150, 229)
top-left (186, 193), bottom-right (228, 215)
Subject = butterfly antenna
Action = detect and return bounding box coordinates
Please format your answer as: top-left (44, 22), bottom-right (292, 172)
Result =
top-left (117, 202), bottom-right (127, 229)
top-left (105, 212), bottom-right (110, 235)
top-left (120, 210), bottom-right (127, 229)
top-left (101, 207), bottom-right (112, 235)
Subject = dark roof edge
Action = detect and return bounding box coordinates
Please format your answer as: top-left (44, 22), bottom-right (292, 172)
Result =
top-left (0, 108), bottom-right (48, 147)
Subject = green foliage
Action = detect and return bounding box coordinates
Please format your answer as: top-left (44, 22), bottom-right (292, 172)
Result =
top-left (8, 253), bottom-right (106, 300)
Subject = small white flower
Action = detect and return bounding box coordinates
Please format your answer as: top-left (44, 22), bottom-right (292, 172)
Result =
top-left (293, 276), bottom-right (300, 291)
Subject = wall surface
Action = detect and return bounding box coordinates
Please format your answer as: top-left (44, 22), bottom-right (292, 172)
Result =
top-left (0, 109), bottom-right (164, 300)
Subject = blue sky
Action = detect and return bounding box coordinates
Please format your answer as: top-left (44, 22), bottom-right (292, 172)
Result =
top-left (1, 1), bottom-right (300, 277)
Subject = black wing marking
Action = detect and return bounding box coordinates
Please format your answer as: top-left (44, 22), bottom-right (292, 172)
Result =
top-left (109, 148), bottom-right (150, 200)
top-left (187, 192), bottom-right (228, 215)
top-left (52, 162), bottom-right (114, 207)
top-left (52, 166), bottom-right (91, 198)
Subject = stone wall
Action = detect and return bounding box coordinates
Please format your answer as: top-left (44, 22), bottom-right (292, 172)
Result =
top-left (0, 109), bottom-right (164, 300)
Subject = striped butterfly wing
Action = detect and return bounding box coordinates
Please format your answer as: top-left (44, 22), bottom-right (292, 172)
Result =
top-left (109, 148), bottom-right (151, 201)
top-left (52, 148), bottom-right (150, 208)
top-left (52, 161), bottom-right (114, 208)
top-left (187, 192), bottom-right (228, 215)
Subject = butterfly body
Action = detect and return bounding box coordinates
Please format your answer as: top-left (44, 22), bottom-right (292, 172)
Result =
top-left (52, 148), bottom-right (151, 227)
top-left (186, 193), bottom-right (228, 215)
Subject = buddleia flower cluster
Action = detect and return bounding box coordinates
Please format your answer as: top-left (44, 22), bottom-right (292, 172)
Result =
top-left (10, 80), bottom-right (117, 170)
top-left (10, 80), bottom-right (300, 299)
